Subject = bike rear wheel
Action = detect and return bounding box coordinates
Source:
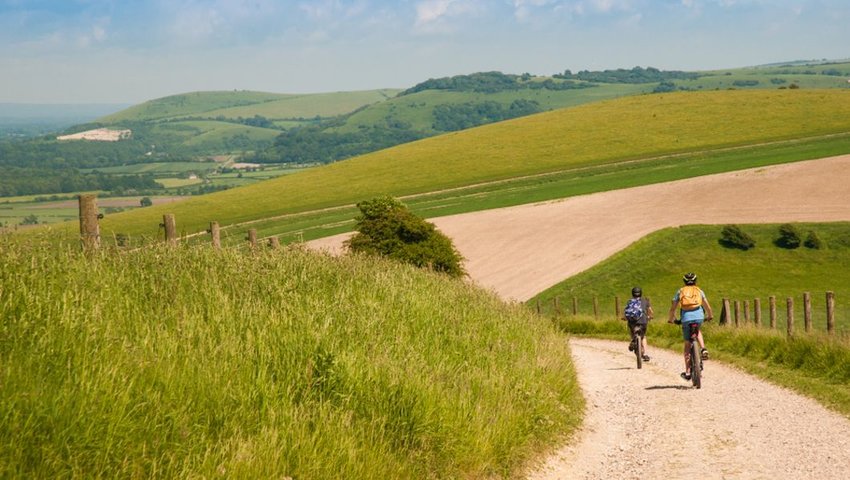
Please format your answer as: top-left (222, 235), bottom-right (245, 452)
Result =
top-left (633, 326), bottom-right (643, 369)
top-left (690, 340), bottom-right (702, 389)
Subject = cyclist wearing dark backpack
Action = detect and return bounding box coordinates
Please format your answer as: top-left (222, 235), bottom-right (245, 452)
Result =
top-left (667, 272), bottom-right (714, 381)
top-left (622, 286), bottom-right (653, 362)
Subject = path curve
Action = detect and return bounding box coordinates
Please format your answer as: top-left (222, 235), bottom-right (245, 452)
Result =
top-left (306, 154), bottom-right (850, 478)
top-left (308, 154), bottom-right (850, 301)
top-left (526, 338), bottom-right (850, 479)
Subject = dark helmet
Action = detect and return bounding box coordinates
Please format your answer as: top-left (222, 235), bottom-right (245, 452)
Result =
top-left (631, 286), bottom-right (642, 297)
top-left (683, 272), bottom-right (697, 285)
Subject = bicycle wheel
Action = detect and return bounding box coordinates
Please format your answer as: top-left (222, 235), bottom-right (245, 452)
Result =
top-left (635, 334), bottom-right (643, 369)
top-left (690, 341), bottom-right (702, 389)
top-left (633, 327), bottom-right (642, 369)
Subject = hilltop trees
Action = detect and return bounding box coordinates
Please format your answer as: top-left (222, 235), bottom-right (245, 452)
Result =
top-left (345, 196), bottom-right (465, 277)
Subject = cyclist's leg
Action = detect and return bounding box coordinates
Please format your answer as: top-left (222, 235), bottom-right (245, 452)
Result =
top-left (681, 323), bottom-right (692, 374)
top-left (639, 324), bottom-right (649, 356)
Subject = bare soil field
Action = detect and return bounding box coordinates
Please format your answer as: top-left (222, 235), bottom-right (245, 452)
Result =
top-left (309, 154), bottom-right (850, 301)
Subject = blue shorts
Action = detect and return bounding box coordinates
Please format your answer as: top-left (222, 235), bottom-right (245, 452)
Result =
top-left (682, 320), bottom-right (703, 341)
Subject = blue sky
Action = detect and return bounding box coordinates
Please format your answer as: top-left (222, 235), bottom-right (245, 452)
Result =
top-left (1, 0), bottom-right (848, 103)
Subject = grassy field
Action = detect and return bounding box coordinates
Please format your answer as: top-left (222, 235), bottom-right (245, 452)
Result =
top-left (531, 223), bottom-right (850, 333)
top-left (0, 237), bottom-right (581, 479)
top-left (555, 317), bottom-right (850, 417)
top-left (41, 89), bottom-right (850, 242)
top-left (334, 83), bottom-right (653, 135)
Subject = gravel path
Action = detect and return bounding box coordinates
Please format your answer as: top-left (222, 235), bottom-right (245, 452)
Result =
top-left (526, 337), bottom-right (850, 480)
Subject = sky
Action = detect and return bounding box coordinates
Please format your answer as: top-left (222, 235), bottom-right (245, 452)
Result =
top-left (1, 0), bottom-right (848, 104)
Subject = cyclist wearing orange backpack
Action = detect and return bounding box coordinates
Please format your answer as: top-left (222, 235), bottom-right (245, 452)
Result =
top-left (667, 272), bottom-right (714, 381)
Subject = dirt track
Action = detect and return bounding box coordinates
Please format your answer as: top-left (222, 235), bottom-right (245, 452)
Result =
top-left (526, 338), bottom-right (850, 480)
top-left (308, 154), bottom-right (850, 301)
top-left (307, 155), bottom-right (850, 478)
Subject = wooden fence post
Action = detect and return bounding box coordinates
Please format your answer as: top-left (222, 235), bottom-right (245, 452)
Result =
top-left (720, 298), bottom-right (731, 325)
top-left (753, 298), bottom-right (762, 326)
top-left (209, 221), bottom-right (221, 249)
top-left (247, 229), bottom-right (258, 251)
top-left (268, 237), bottom-right (280, 249)
top-left (554, 296), bottom-right (561, 316)
top-left (572, 297), bottom-right (578, 316)
top-left (743, 300), bottom-right (750, 324)
top-left (162, 214), bottom-right (177, 246)
top-left (614, 296), bottom-right (620, 319)
top-left (735, 300), bottom-right (741, 327)
top-left (78, 194), bottom-right (101, 251)
top-left (786, 297), bottom-right (794, 337)
top-left (769, 296), bottom-right (777, 329)
top-left (826, 291), bottom-right (835, 335)
top-left (593, 296), bottom-right (599, 319)
top-left (803, 292), bottom-right (812, 333)
top-left (536, 298), bottom-right (541, 315)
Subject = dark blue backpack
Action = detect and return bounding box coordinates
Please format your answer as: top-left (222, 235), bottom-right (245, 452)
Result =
top-left (624, 298), bottom-right (644, 322)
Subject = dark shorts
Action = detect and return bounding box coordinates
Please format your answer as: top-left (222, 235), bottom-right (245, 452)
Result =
top-left (628, 320), bottom-right (646, 339)
top-left (682, 320), bottom-right (703, 341)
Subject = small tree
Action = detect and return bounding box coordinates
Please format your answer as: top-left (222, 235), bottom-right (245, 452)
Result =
top-left (719, 224), bottom-right (755, 250)
top-left (345, 196), bottom-right (465, 277)
top-left (140, 196), bottom-right (153, 207)
top-left (776, 223), bottom-right (802, 249)
top-left (803, 230), bottom-right (823, 249)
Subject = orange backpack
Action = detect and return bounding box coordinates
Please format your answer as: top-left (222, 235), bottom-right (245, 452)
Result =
top-left (679, 285), bottom-right (702, 311)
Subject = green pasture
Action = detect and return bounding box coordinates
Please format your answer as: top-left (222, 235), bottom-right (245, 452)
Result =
top-left (335, 83), bottom-right (651, 134)
top-left (532, 223), bottom-right (850, 333)
top-left (100, 91), bottom-right (293, 123)
top-left (199, 89), bottom-right (401, 121)
top-left (156, 177), bottom-right (204, 188)
top-left (47, 89), bottom-right (850, 241)
top-left (0, 238), bottom-right (581, 478)
top-left (80, 161), bottom-right (219, 175)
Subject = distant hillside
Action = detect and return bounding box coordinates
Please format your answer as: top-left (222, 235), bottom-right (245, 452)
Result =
top-left (60, 88), bottom-right (850, 240)
top-left (3, 60), bottom-right (850, 201)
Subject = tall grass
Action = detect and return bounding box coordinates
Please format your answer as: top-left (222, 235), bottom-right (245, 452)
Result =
top-left (554, 316), bottom-right (850, 417)
top-left (0, 237), bottom-right (581, 478)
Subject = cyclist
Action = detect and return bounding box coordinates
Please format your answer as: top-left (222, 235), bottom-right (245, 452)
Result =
top-left (623, 286), bottom-right (653, 362)
top-left (667, 272), bottom-right (714, 381)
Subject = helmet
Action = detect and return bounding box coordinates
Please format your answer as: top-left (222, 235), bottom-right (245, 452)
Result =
top-left (683, 272), bottom-right (697, 285)
top-left (631, 286), bottom-right (642, 297)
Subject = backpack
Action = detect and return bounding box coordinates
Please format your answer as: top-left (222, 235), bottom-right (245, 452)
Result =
top-left (679, 285), bottom-right (703, 311)
top-left (624, 298), bottom-right (644, 322)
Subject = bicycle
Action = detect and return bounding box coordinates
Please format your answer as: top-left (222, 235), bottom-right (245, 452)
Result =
top-left (630, 323), bottom-right (645, 369)
top-left (674, 319), bottom-right (703, 388)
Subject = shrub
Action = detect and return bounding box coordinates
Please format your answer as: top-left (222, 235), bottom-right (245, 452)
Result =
top-left (719, 224), bottom-right (755, 250)
top-left (776, 223), bottom-right (802, 249)
top-left (804, 230), bottom-right (823, 249)
top-left (345, 196), bottom-right (465, 277)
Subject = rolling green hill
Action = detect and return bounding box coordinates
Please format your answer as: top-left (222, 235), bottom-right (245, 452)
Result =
top-left (531, 223), bottom-right (850, 332)
top-left (47, 88), bottom-right (850, 242)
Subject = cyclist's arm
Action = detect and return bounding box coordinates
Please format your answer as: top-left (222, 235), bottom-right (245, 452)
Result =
top-left (667, 300), bottom-right (678, 323)
top-left (647, 305), bottom-right (654, 320)
top-left (702, 297), bottom-right (714, 320)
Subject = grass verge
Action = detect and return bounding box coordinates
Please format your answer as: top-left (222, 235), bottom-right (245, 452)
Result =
top-left (0, 237), bottom-right (581, 479)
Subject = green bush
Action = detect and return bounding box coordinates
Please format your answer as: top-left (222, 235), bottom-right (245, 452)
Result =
top-left (719, 224), bottom-right (756, 250)
top-left (345, 196), bottom-right (465, 277)
top-left (804, 230), bottom-right (824, 249)
top-left (776, 223), bottom-right (802, 248)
